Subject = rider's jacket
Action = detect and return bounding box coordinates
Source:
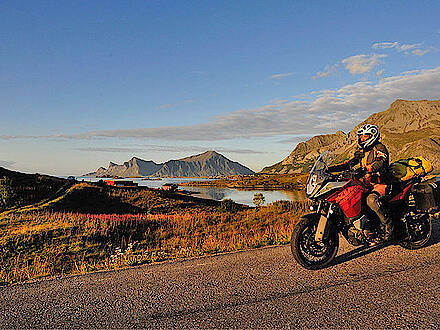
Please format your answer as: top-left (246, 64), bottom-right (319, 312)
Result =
top-left (328, 142), bottom-right (389, 184)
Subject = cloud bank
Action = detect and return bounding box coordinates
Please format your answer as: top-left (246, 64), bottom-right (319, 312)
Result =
top-left (74, 145), bottom-right (266, 154)
top-left (0, 161), bottom-right (16, 168)
top-left (4, 67), bottom-right (440, 143)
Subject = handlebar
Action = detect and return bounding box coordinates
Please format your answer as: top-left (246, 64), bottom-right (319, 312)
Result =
top-left (328, 168), bottom-right (366, 181)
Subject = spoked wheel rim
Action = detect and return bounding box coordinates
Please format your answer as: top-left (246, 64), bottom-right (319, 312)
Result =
top-left (407, 214), bottom-right (432, 244)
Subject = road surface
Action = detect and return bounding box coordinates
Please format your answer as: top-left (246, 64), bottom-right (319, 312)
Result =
top-left (1, 222), bottom-right (440, 328)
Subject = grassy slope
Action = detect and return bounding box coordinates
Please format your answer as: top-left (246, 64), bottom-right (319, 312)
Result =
top-left (0, 182), bottom-right (308, 284)
top-left (0, 167), bottom-right (72, 212)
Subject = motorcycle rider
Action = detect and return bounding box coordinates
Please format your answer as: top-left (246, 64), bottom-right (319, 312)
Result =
top-left (328, 124), bottom-right (393, 243)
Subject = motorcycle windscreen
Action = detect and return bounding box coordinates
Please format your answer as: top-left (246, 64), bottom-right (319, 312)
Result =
top-left (328, 182), bottom-right (366, 218)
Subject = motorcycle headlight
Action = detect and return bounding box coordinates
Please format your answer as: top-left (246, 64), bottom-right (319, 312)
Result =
top-left (306, 174), bottom-right (318, 196)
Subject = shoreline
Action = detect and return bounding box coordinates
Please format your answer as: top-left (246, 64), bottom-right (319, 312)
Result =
top-left (180, 173), bottom-right (307, 191)
top-left (181, 182), bottom-right (304, 190)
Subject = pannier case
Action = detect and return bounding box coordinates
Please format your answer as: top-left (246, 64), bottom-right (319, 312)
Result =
top-left (429, 180), bottom-right (440, 209)
top-left (412, 183), bottom-right (437, 212)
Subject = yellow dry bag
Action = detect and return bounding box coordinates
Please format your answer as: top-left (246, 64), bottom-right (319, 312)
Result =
top-left (389, 157), bottom-right (433, 182)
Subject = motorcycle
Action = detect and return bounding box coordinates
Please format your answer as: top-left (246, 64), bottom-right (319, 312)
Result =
top-left (290, 151), bottom-right (439, 270)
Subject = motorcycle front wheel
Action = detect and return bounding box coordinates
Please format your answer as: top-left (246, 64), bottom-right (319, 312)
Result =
top-left (290, 214), bottom-right (339, 270)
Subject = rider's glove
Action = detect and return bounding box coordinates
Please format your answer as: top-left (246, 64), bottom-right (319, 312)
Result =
top-left (354, 149), bottom-right (364, 160)
top-left (327, 165), bottom-right (336, 173)
top-left (354, 167), bottom-right (367, 179)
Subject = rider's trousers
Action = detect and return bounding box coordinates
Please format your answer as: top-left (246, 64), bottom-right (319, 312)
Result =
top-left (366, 192), bottom-right (390, 226)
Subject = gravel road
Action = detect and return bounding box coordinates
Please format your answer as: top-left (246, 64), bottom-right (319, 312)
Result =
top-left (1, 222), bottom-right (440, 329)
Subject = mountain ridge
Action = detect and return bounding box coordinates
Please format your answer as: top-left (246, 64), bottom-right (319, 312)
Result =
top-left (262, 100), bottom-right (440, 174)
top-left (85, 150), bottom-right (255, 177)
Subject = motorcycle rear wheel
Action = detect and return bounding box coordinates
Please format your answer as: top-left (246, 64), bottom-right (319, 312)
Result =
top-left (290, 214), bottom-right (339, 270)
top-left (399, 213), bottom-right (432, 250)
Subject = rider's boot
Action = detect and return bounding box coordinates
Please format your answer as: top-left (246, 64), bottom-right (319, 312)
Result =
top-left (382, 220), bottom-right (394, 242)
top-left (366, 193), bottom-right (394, 244)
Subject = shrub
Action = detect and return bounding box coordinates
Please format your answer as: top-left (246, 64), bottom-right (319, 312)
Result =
top-left (0, 176), bottom-right (15, 210)
top-left (219, 198), bottom-right (240, 212)
top-left (253, 193), bottom-right (265, 207)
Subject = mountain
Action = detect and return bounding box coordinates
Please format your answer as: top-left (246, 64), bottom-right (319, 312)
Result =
top-left (153, 151), bottom-right (254, 177)
top-left (262, 100), bottom-right (440, 174)
top-left (88, 157), bottom-right (162, 177)
top-left (85, 151), bottom-right (255, 177)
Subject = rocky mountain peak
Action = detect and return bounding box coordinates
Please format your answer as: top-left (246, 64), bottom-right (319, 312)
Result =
top-left (356, 99), bottom-right (440, 134)
top-left (178, 150), bottom-right (223, 162)
top-left (262, 100), bottom-right (440, 174)
top-left (85, 151), bottom-right (254, 177)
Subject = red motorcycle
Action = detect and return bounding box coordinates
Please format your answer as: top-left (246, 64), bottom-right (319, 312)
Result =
top-left (290, 152), bottom-right (439, 270)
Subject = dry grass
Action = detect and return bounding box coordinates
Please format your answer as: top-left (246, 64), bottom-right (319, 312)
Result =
top-left (0, 200), bottom-right (309, 284)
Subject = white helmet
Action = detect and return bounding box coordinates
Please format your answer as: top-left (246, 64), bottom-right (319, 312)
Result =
top-left (357, 124), bottom-right (380, 149)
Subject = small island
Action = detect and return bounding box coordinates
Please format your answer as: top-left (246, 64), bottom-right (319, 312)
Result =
top-left (181, 173), bottom-right (307, 190)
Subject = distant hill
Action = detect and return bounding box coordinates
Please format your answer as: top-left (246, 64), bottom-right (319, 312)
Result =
top-left (85, 151), bottom-right (255, 177)
top-left (262, 100), bottom-right (440, 174)
top-left (0, 166), bottom-right (69, 211)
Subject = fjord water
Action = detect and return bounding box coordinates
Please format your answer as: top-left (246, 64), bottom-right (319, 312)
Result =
top-left (182, 185), bottom-right (306, 205)
top-left (76, 177), bottom-right (306, 206)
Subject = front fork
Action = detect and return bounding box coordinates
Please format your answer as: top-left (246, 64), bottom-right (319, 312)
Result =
top-left (314, 202), bottom-right (335, 242)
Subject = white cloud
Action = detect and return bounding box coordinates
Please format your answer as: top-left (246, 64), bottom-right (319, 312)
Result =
top-left (270, 99), bottom-right (290, 105)
top-left (6, 67), bottom-right (440, 142)
top-left (372, 42), bottom-right (399, 49)
top-left (157, 99), bottom-right (196, 110)
top-left (316, 41), bottom-right (432, 78)
top-left (0, 135), bottom-right (40, 140)
top-left (315, 41), bottom-right (433, 79)
top-left (412, 47), bottom-right (435, 56)
top-left (412, 49), bottom-right (429, 56)
top-left (157, 104), bottom-right (172, 110)
top-left (373, 41), bottom-right (422, 52)
top-left (0, 160), bottom-right (15, 168)
top-left (401, 69), bottom-right (421, 75)
top-left (313, 64), bottom-right (338, 79)
top-left (270, 72), bottom-right (293, 79)
top-left (398, 43), bottom-right (422, 51)
top-left (341, 54), bottom-right (387, 75)
top-left (372, 41), bottom-right (433, 56)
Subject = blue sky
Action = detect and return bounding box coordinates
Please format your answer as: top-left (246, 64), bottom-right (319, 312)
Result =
top-left (1, 0), bottom-right (439, 175)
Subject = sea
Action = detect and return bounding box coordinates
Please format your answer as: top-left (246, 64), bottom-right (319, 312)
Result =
top-left (71, 176), bottom-right (306, 206)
